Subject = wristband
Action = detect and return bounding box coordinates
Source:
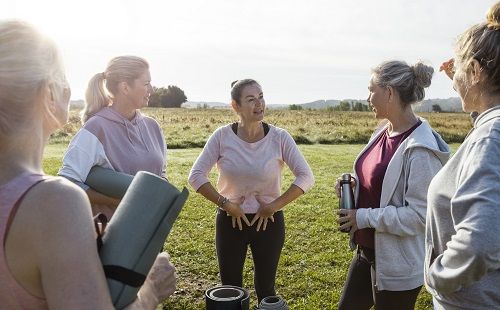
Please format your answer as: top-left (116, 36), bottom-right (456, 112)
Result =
top-left (217, 196), bottom-right (229, 209)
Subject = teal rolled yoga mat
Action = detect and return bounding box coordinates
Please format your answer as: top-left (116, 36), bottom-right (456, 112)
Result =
top-left (98, 170), bottom-right (188, 309)
top-left (86, 166), bottom-right (134, 199)
top-left (258, 296), bottom-right (288, 310)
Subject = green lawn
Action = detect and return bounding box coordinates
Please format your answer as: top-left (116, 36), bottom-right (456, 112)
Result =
top-left (43, 143), bottom-right (460, 309)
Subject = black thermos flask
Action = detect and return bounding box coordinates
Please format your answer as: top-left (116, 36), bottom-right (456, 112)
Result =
top-left (339, 173), bottom-right (355, 233)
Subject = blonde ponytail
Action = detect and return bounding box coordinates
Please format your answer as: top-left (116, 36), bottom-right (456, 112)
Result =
top-left (81, 72), bottom-right (110, 123)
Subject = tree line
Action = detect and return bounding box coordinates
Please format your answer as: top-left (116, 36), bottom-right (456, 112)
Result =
top-left (289, 100), bottom-right (370, 111)
top-left (148, 85), bottom-right (187, 108)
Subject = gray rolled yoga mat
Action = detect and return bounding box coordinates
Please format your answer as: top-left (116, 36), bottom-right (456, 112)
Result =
top-left (258, 296), bottom-right (288, 310)
top-left (205, 285), bottom-right (250, 310)
top-left (98, 170), bottom-right (188, 309)
top-left (86, 166), bottom-right (134, 199)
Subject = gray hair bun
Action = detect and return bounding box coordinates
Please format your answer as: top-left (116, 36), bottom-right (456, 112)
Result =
top-left (412, 61), bottom-right (434, 88)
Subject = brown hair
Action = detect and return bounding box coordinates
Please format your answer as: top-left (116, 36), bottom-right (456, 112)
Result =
top-left (230, 79), bottom-right (260, 104)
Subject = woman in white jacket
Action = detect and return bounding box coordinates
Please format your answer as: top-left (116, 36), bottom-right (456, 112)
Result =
top-left (336, 60), bottom-right (450, 310)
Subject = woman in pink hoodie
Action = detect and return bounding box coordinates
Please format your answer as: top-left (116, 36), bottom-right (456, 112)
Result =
top-left (59, 56), bottom-right (166, 219)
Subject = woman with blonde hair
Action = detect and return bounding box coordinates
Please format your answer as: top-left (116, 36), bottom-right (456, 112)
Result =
top-left (336, 60), bottom-right (450, 310)
top-left (425, 2), bottom-right (500, 309)
top-left (58, 55), bottom-right (166, 218)
top-left (0, 20), bottom-right (174, 309)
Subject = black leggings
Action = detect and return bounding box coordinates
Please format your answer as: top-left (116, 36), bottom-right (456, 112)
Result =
top-left (338, 247), bottom-right (421, 310)
top-left (215, 210), bottom-right (285, 302)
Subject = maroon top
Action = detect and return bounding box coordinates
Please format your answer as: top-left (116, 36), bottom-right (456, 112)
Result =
top-left (354, 121), bottom-right (421, 249)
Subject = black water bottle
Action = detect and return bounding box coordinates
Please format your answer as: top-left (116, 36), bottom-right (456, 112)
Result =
top-left (339, 173), bottom-right (355, 233)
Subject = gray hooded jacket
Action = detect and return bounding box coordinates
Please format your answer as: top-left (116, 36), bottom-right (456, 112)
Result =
top-left (351, 119), bottom-right (450, 291)
top-left (425, 106), bottom-right (500, 309)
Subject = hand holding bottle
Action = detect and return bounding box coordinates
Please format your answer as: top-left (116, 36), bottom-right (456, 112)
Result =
top-left (334, 174), bottom-right (356, 198)
top-left (336, 173), bottom-right (356, 233)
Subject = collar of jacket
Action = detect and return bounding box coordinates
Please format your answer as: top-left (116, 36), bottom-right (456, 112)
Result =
top-left (352, 118), bottom-right (450, 209)
top-left (474, 105), bottom-right (500, 129)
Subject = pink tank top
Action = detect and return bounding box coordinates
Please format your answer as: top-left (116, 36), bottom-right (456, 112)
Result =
top-left (0, 172), bottom-right (48, 309)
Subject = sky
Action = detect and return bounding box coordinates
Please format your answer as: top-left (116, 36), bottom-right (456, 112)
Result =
top-left (2, 0), bottom-right (498, 105)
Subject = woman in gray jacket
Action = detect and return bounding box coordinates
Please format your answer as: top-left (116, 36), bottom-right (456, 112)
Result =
top-left (336, 60), bottom-right (450, 310)
top-left (425, 2), bottom-right (500, 309)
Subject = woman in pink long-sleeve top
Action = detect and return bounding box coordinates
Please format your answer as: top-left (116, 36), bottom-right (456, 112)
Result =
top-left (188, 79), bottom-right (314, 303)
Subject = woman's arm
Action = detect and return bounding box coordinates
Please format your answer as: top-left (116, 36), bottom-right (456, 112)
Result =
top-left (86, 188), bottom-right (120, 208)
top-left (58, 129), bottom-right (113, 184)
top-left (251, 131), bottom-right (315, 231)
top-left (59, 129), bottom-right (118, 209)
top-left (188, 129), bottom-right (221, 191)
top-left (281, 131), bottom-right (315, 193)
top-left (188, 128), bottom-right (250, 230)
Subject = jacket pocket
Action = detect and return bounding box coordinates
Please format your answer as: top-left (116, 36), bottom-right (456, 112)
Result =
top-left (377, 234), bottom-right (415, 277)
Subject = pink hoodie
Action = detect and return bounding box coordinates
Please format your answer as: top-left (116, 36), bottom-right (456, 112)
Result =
top-left (59, 107), bottom-right (166, 185)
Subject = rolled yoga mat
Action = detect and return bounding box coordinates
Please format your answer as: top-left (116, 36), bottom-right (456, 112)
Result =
top-left (86, 166), bottom-right (134, 199)
top-left (205, 285), bottom-right (250, 310)
top-left (258, 296), bottom-right (288, 310)
top-left (98, 170), bottom-right (189, 309)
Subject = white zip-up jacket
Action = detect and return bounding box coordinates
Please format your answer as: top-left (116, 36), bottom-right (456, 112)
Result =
top-left (351, 119), bottom-right (450, 291)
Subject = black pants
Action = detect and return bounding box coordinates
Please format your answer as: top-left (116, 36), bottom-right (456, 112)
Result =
top-left (215, 210), bottom-right (285, 302)
top-left (338, 247), bottom-right (422, 310)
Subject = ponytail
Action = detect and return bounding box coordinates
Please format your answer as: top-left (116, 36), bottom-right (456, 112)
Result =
top-left (81, 72), bottom-right (110, 123)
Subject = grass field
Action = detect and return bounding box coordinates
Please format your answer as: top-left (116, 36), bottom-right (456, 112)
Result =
top-left (50, 108), bottom-right (473, 147)
top-left (43, 141), bottom-right (460, 309)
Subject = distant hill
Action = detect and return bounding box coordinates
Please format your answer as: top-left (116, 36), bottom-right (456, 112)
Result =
top-left (70, 97), bottom-right (463, 112)
top-left (297, 97), bottom-right (462, 112)
top-left (181, 101), bottom-right (229, 109)
top-left (413, 97), bottom-right (462, 112)
top-left (299, 99), bottom-right (342, 109)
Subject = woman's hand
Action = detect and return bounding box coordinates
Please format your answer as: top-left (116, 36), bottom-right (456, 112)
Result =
top-left (335, 176), bottom-right (356, 198)
top-left (250, 196), bottom-right (279, 232)
top-left (336, 209), bottom-right (358, 233)
top-left (439, 58), bottom-right (455, 80)
top-left (224, 197), bottom-right (251, 230)
top-left (126, 252), bottom-right (176, 310)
